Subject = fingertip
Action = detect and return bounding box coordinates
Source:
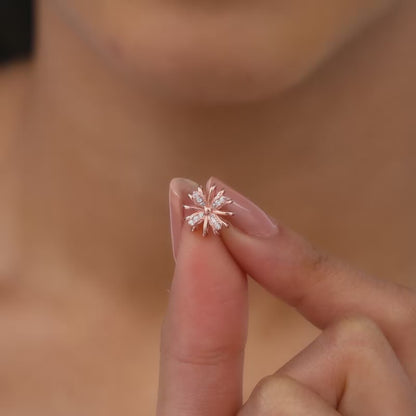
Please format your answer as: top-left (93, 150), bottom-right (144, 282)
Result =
top-left (169, 177), bottom-right (200, 261)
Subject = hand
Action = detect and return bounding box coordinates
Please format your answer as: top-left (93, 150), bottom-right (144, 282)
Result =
top-left (156, 177), bottom-right (416, 415)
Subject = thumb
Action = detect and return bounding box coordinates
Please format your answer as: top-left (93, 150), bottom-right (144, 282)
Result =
top-left (157, 178), bottom-right (248, 416)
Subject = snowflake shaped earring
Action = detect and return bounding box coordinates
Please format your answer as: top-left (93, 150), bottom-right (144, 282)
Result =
top-left (184, 183), bottom-right (234, 236)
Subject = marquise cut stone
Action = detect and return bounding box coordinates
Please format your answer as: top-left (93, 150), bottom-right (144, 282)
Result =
top-left (212, 196), bottom-right (230, 208)
top-left (191, 191), bottom-right (205, 207)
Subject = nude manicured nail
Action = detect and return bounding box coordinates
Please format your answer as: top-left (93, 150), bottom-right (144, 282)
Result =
top-left (169, 176), bottom-right (278, 262)
top-left (169, 177), bottom-right (200, 261)
top-left (206, 176), bottom-right (278, 238)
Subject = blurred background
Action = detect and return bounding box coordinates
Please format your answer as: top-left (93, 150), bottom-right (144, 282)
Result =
top-left (0, 1), bottom-right (33, 63)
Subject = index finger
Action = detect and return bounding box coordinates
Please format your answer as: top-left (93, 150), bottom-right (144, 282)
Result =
top-left (157, 178), bottom-right (248, 416)
top-left (204, 177), bottom-right (416, 380)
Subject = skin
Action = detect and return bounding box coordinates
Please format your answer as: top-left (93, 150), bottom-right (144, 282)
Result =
top-left (159, 175), bottom-right (416, 414)
top-left (48, 0), bottom-right (396, 102)
top-left (0, 0), bottom-right (415, 414)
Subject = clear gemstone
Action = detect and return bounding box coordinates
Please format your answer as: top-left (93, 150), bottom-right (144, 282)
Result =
top-left (191, 191), bottom-right (205, 207)
top-left (212, 196), bottom-right (230, 209)
top-left (187, 211), bottom-right (204, 226)
top-left (209, 214), bottom-right (222, 230)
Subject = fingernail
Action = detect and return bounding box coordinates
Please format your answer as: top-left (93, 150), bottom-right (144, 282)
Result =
top-left (169, 176), bottom-right (278, 262)
top-left (169, 177), bottom-right (200, 262)
top-left (206, 176), bottom-right (278, 238)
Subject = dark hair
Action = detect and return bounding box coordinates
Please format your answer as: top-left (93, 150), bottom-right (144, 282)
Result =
top-left (0, 1), bottom-right (33, 64)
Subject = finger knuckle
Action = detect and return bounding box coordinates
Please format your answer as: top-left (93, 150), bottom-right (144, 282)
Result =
top-left (163, 341), bottom-right (244, 367)
top-left (309, 248), bottom-right (331, 275)
top-left (326, 314), bottom-right (387, 354)
top-left (289, 249), bottom-right (332, 309)
top-left (250, 375), bottom-right (296, 413)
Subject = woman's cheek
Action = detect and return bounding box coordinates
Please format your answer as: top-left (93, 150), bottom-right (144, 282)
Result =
top-left (48, 0), bottom-right (398, 103)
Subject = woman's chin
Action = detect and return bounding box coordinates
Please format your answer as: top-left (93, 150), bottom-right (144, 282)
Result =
top-left (122, 47), bottom-right (307, 105)
top-left (69, 0), bottom-right (396, 105)
top-left (101, 23), bottom-right (318, 105)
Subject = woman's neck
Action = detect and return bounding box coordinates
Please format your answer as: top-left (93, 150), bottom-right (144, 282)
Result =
top-left (10, 0), bottom-right (416, 297)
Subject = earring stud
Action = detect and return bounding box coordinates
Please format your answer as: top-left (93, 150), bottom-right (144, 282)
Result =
top-left (183, 183), bottom-right (234, 236)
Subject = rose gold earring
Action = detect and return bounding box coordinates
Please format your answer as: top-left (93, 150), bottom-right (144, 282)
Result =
top-left (183, 183), bottom-right (234, 236)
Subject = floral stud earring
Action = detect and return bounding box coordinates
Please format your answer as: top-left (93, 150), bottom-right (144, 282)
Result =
top-left (183, 183), bottom-right (234, 236)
